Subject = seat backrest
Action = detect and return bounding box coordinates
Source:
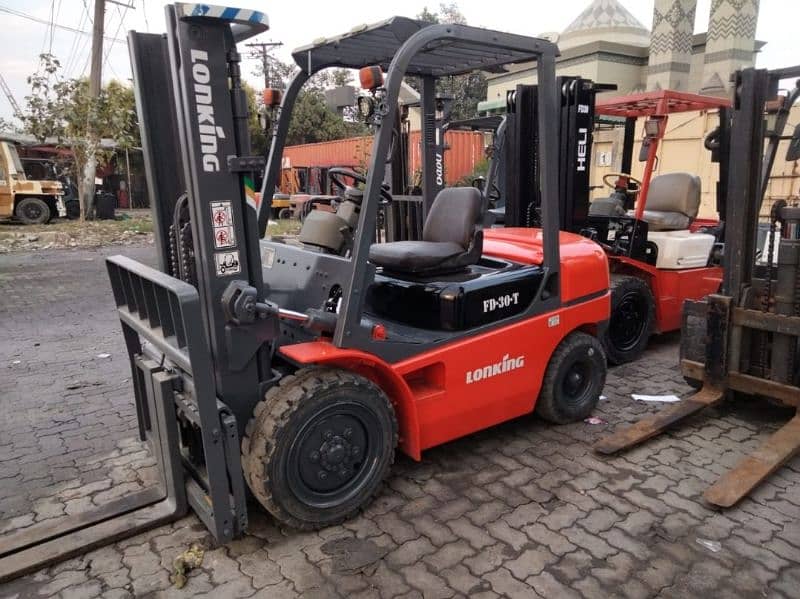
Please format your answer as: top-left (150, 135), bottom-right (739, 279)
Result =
top-left (645, 172), bottom-right (702, 218)
top-left (423, 187), bottom-right (482, 248)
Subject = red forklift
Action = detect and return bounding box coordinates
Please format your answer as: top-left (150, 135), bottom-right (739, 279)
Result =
top-left (587, 91), bottom-right (731, 363)
top-left (474, 83), bottom-right (729, 363)
top-left (0, 7), bottom-right (610, 581)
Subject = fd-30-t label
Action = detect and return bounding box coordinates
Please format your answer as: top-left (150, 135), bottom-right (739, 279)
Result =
top-left (211, 201), bottom-right (236, 249)
top-left (483, 292), bottom-right (520, 313)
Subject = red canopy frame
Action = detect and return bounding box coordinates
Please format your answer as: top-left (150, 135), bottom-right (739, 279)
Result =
top-left (595, 90), bottom-right (731, 220)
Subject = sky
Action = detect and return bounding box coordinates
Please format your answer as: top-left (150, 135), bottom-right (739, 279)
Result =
top-left (0, 0), bottom-right (798, 122)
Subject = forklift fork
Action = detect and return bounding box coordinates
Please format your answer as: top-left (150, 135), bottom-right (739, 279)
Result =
top-left (0, 352), bottom-right (187, 583)
top-left (594, 385), bottom-right (725, 455)
top-left (0, 255), bottom-right (251, 582)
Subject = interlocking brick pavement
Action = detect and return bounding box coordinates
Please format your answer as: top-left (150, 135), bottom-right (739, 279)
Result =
top-left (1, 245), bottom-right (798, 598)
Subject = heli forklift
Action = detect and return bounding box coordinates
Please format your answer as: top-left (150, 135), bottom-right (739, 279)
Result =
top-left (0, 5), bottom-right (611, 582)
top-left (494, 81), bottom-right (731, 363)
top-left (596, 66), bottom-right (800, 507)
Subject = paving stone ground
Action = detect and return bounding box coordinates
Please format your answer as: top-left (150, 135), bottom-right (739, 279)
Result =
top-left (1, 245), bottom-right (798, 599)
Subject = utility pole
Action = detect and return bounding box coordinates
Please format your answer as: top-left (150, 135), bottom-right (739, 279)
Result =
top-left (246, 41), bottom-right (283, 88)
top-left (82, 0), bottom-right (105, 219)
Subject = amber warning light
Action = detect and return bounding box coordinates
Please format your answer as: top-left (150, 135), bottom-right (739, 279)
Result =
top-left (359, 66), bottom-right (383, 90)
top-left (262, 88), bottom-right (282, 107)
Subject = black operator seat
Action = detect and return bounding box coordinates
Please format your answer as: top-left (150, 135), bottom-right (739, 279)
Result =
top-left (369, 187), bottom-right (483, 275)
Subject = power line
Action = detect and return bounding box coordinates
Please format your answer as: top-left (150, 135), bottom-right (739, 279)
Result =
top-left (246, 41), bottom-right (284, 88)
top-left (50, 0), bottom-right (63, 55)
top-left (63, 4), bottom-right (89, 77)
top-left (141, 0), bottom-right (150, 32)
top-left (0, 4), bottom-right (125, 43)
top-left (103, 2), bottom-right (131, 73)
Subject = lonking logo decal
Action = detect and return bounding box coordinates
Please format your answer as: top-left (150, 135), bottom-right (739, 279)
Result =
top-left (190, 49), bottom-right (226, 172)
top-left (465, 354), bottom-right (525, 384)
top-left (435, 153), bottom-right (444, 186)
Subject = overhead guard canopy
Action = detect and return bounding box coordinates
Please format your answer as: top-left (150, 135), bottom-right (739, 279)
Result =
top-left (596, 90), bottom-right (731, 118)
top-left (291, 16), bottom-right (557, 77)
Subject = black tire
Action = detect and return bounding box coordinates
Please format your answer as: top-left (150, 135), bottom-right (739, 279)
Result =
top-left (278, 208), bottom-right (292, 220)
top-left (601, 274), bottom-right (655, 364)
top-left (15, 197), bottom-right (52, 224)
top-left (535, 331), bottom-right (607, 424)
top-left (242, 367), bottom-right (397, 530)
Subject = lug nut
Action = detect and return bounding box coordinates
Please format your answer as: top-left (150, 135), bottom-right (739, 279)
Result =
top-left (309, 451), bottom-right (319, 462)
top-left (318, 471), bottom-right (327, 480)
top-left (352, 446), bottom-right (360, 455)
top-left (324, 430), bottom-right (333, 440)
top-left (343, 427), bottom-right (353, 438)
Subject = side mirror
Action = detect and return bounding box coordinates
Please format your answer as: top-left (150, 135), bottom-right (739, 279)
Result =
top-left (638, 138), bottom-right (650, 162)
top-left (787, 123), bottom-right (800, 161)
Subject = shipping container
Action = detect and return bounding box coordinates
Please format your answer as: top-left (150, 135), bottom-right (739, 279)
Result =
top-left (282, 130), bottom-right (485, 185)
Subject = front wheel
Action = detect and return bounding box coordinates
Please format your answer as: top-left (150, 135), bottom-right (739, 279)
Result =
top-left (535, 332), bottom-right (607, 424)
top-left (601, 275), bottom-right (655, 364)
top-left (15, 197), bottom-right (53, 224)
top-left (242, 368), bottom-right (397, 529)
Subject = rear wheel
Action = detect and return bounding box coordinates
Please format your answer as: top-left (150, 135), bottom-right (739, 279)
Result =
top-left (242, 367), bottom-right (397, 530)
top-left (536, 332), bottom-right (607, 424)
top-left (602, 275), bottom-right (655, 364)
top-left (15, 197), bottom-right (52, 224)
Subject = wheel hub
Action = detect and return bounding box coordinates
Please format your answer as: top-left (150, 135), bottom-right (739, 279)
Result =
top-left (610, 291), bottom-right (648, 351)
top-left (293, 414), bottom-right (369, 495)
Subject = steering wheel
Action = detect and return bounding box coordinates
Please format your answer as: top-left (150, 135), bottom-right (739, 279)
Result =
top-left (602, 172), bottom-right (642, 195)
top-left (328, 167), bottom-right (393, 204)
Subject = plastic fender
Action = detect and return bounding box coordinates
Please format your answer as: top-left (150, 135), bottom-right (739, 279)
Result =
top-left (278, 342), bottom-right (422, 460)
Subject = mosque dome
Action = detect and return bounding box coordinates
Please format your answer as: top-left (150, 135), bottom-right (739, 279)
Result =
top-left (559, 0), bottom-right (650, 50)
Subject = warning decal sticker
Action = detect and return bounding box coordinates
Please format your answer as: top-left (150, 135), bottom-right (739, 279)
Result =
top-left (214, 251), bottom-right (241, 276)
top-left (210, 201), bottom-right (237, 252)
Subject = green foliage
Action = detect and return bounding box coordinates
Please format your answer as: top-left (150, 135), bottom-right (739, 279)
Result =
top-left (252, 56), bottom-right (367, 146)
top-left (18, 53), bottom-right (139, 217)
top-left (21, 54), bottom-right (138, 152)
top-left (242, 81), bottom-right (267, 155)
top-left (413, 3), bottom-right (487, 121)
top-left (455, 157), bottom-right (489, 186)
top-left (285, 89), bottom-right (349, 145)
top-left (0, 117), bottom-right (22, 134)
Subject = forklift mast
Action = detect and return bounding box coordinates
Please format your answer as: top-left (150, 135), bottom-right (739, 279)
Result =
top-left (130, 4), bottom-right (271, 427)
top-left (503, 77), bottom-right (612, 231)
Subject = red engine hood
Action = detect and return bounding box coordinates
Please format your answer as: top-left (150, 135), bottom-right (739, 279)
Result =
top-left (483, 228), bottom-right (609, 303)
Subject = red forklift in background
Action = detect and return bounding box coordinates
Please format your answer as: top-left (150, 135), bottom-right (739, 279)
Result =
top-left (487, 84), bottom-right (730, 364)
top-left (586, 90), bottom-right (731, 363)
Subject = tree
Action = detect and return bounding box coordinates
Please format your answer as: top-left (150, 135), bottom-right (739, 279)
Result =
top-left (251, 57), bottom-right (367, 145)
top-left (19, 54), bottom-right (138, 218)
top-left (242, 81), bottom-right (268, 155)
top-left (414, 3), bottom-right (487, 120)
